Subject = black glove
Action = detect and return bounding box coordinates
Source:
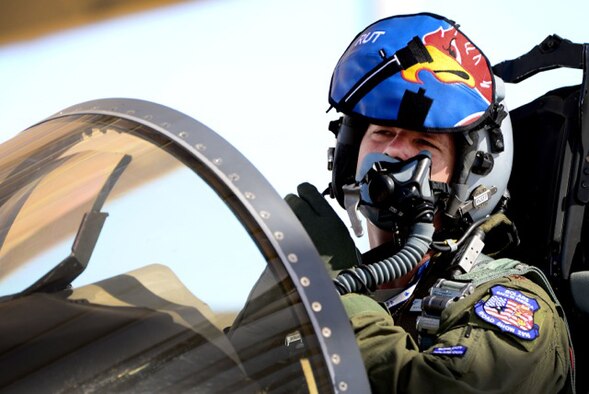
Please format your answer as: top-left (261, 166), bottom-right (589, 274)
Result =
top-left (285, 182), bottom-right (360, 277)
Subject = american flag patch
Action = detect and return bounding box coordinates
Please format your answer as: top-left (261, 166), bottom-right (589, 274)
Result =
top-left (474, 285), bottom-right (540, 340)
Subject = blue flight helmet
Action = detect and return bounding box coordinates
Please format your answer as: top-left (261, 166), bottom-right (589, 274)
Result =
top-left (327, 12), bottom-right (513, 232)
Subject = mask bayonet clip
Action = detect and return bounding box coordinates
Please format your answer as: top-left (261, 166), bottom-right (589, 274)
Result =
top-left (342, 183), bottom-right (364, 237)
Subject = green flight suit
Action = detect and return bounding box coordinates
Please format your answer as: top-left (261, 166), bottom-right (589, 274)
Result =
top-left (341, 259), bottom-right (573, 393)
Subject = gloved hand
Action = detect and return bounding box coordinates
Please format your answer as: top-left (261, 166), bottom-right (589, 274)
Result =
top-left (285, 182), bottom-right (360, 277)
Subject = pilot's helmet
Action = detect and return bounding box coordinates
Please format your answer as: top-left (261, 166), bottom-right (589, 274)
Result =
top-left (327, 12), bottom-right (513, 229)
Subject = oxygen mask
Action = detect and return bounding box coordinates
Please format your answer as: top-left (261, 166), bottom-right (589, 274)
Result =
top-left (335, 151), bottom-right (437, 294)
top-left (343, 151), bottom-right (436, 237)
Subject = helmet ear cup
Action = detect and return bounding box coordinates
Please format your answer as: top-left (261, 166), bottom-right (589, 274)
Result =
top-left (468, 107), bottom-right (513, 220)
top-left (446, 102), bottom-right (514, 223)
top-left (330, 116), bottom-right (366, 207)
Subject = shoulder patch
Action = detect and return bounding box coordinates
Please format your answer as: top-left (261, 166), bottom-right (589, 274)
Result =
top-left (474, 285), bottom-right (540, 340)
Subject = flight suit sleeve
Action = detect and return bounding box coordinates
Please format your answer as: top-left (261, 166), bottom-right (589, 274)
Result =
top-left (341, 275), bottom-right (571, 394)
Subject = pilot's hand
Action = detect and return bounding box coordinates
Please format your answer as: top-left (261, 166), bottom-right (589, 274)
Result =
top-left (285, 182), bottom-right (360, 277)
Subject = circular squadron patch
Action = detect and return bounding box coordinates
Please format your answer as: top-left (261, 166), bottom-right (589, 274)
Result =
top-left (474, 285), bottom-right (540, 340)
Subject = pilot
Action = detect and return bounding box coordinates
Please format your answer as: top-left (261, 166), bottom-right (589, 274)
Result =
top-left (286, 13), bottom-right (575, 393)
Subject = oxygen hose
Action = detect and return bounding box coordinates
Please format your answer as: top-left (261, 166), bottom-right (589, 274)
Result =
top-left (333, 221), bottom-right (435, 295)
top-left (334, 151), bottom-right (436, 295)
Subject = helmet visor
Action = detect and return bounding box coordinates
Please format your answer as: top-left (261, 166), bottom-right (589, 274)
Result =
top-left (329, 13), bottom-right (495, 133)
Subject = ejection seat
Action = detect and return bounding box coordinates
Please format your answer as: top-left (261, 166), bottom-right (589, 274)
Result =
top-left (493, 34), bottom-right (589, 393)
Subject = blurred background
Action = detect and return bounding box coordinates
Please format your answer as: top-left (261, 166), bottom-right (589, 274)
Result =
top-left (0, 0), bottom-right (588, 256)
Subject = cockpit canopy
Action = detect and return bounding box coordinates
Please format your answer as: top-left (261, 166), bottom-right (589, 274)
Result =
top-left (0, 99), bottom-right (369, 393)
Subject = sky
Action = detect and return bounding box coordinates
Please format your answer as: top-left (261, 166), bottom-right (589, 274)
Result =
top-left (1, 0), bottom-right (588, 196)
top-left (1, 0), bottom-right (588, 305)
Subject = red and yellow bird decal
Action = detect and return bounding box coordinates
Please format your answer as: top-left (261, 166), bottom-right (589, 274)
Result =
top-left (401, 26), bottom-right (493, 104)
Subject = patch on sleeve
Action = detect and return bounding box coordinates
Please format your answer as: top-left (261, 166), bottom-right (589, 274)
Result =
top-left (474, 285), bottom-right (540, 340)
top-left (431, 345), bottom-right (467, 356)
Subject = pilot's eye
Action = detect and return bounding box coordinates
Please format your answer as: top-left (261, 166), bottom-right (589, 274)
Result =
top-left (368, 129), bottom-right (391, 142)
top-left (416, 138), bottom-right (438, 150)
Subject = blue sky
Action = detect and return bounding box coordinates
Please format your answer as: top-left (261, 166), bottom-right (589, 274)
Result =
top-left (0, 0), bottom-right (373, 195)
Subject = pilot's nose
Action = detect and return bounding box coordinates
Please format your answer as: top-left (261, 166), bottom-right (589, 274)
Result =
top-left (382, 133), bottom-right (413, 161)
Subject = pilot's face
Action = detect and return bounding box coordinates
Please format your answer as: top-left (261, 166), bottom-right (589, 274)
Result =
top-left (358, 124), bottom-right (456, 250)
top-left (357, 124), bottom-right (455, 183)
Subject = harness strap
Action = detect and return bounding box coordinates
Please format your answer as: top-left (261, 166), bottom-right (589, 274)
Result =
top-left (416, 278), bottom-right (475, 349)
